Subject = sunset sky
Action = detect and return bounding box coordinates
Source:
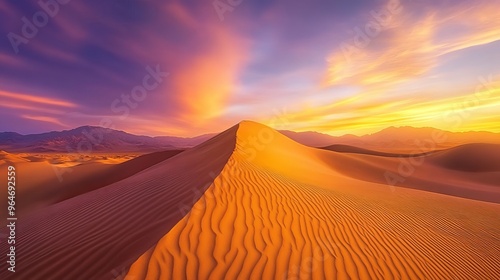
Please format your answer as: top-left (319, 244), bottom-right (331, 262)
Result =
top-left (1, 0), bottom-right (499, 136)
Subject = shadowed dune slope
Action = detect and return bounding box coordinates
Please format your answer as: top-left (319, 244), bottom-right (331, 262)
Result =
top-left (0, 127), bottom-right (237, 280)
top-left (0, 150), bottom-right (184, 220)
top-left (127, 121), bottom-right (500, 280)
top-left (426, 143), bottom-right (500, 172)
top-left (317, 144), bottom-right (500, 203)
top-left (50, 150), bottom-right (185, 204)
top-left (0, 161), bottom-right (111, 220)
top-left (321, 144), bottom-right (434, 157)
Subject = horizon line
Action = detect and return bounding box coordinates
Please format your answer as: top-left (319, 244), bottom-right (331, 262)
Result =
top-left (1, 121), bottom-right (499, 139)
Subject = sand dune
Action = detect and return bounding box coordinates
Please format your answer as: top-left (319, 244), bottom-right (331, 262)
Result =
top-left (0, 161), bottom-right (110, 221)
top-left (0, 150), bottom-right (185, 220)
top-left (321, 144), bottom-right (435, 157)
top-left (126, 121), bottom-right (499, 279)
top-left (0, 150), bottom-right (30, 164)
top-left (426, 143), bottom-right (500, 172)
top-left (0, 127), bottom-right (236, 280)
top-left (317, 145), bottom-right (500, 203)
top-left (47, 150), bottom-right (184, 205)
top-left (1, 122), bottom-right (499, 279)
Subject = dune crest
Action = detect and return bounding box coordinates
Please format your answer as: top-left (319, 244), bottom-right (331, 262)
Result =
top-left (126, 121), bottom-right (500, 279)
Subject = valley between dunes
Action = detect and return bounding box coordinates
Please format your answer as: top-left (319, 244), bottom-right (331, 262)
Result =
top-left (1, 121), bottom-right (499, 279)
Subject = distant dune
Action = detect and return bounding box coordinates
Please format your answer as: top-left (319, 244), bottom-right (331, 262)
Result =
top-left (1, 122), bottom-right (499, 279)
top-left (0, 160), bottom-right (109, 220)
top-left (427, 143), bottom-right (500, 172)
top-left (321, 144), bottom-right (435, 157)
top-left (49, 149), bottom-right (185, 204)
top-left (0, 150), bottom-right (185, 220)
top-left (319, 144), bottom-right (500, 203)
top-left (0, 150), bottom-right (30, 164)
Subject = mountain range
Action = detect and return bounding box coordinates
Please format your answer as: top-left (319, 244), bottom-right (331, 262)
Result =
top-left (1, 124), bottom-right (499, 153)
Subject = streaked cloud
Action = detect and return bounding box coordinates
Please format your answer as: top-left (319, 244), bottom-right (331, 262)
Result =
top-left (21, 115), bottom-right (68, 127)
top-left (326, 1), bottom-right (500, 87)
top-left (169, 24), bottom-right (249, 124)
top-left (0, 101), bottom-right (66, 114)
top-left (0, 90), bottom-right (77, 108)
top-left (271, 78), bottom-right (500, 135)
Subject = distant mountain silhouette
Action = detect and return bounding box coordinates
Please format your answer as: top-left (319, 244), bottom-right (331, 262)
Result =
top-left (342, 126), bottom-right (500, 152)
top-left (1, 125), bottom-right (499, 153)
top-left (278, 130), bottom-right (341, 147)
top-left (0, 126), bottom-right (179, 153)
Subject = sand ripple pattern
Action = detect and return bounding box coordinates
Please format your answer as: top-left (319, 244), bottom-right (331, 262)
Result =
top-left (128, 149), bottom-right (500, 280)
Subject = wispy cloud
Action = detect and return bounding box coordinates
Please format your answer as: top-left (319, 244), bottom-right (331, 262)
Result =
top-left (0, 101), bottom-right (66, 114)
top-left (326, 1), bottom-right (500, 87)
top-left (0, 90), bottom-right (78, 108)
top-left (271, 79), bottom-right (500, 135)
top-left (21, 115), bottom-right (69, 127)
top-left (172, 26), bottom-right (249, 123)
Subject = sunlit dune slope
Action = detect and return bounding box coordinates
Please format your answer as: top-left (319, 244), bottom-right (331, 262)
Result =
top-left (127, 121), bottom-right (500, 280)
top-left (0, 127), bottom-right (236, 280)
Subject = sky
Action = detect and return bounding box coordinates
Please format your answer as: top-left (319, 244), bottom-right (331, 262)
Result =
top-left (1, 0), bottom-right (499, 136)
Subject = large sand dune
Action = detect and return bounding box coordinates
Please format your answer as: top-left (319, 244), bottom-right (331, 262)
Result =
top-left (1, 121), bottom-right (499, 279)
top-left (127, 121), bottom-right (499, 279)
